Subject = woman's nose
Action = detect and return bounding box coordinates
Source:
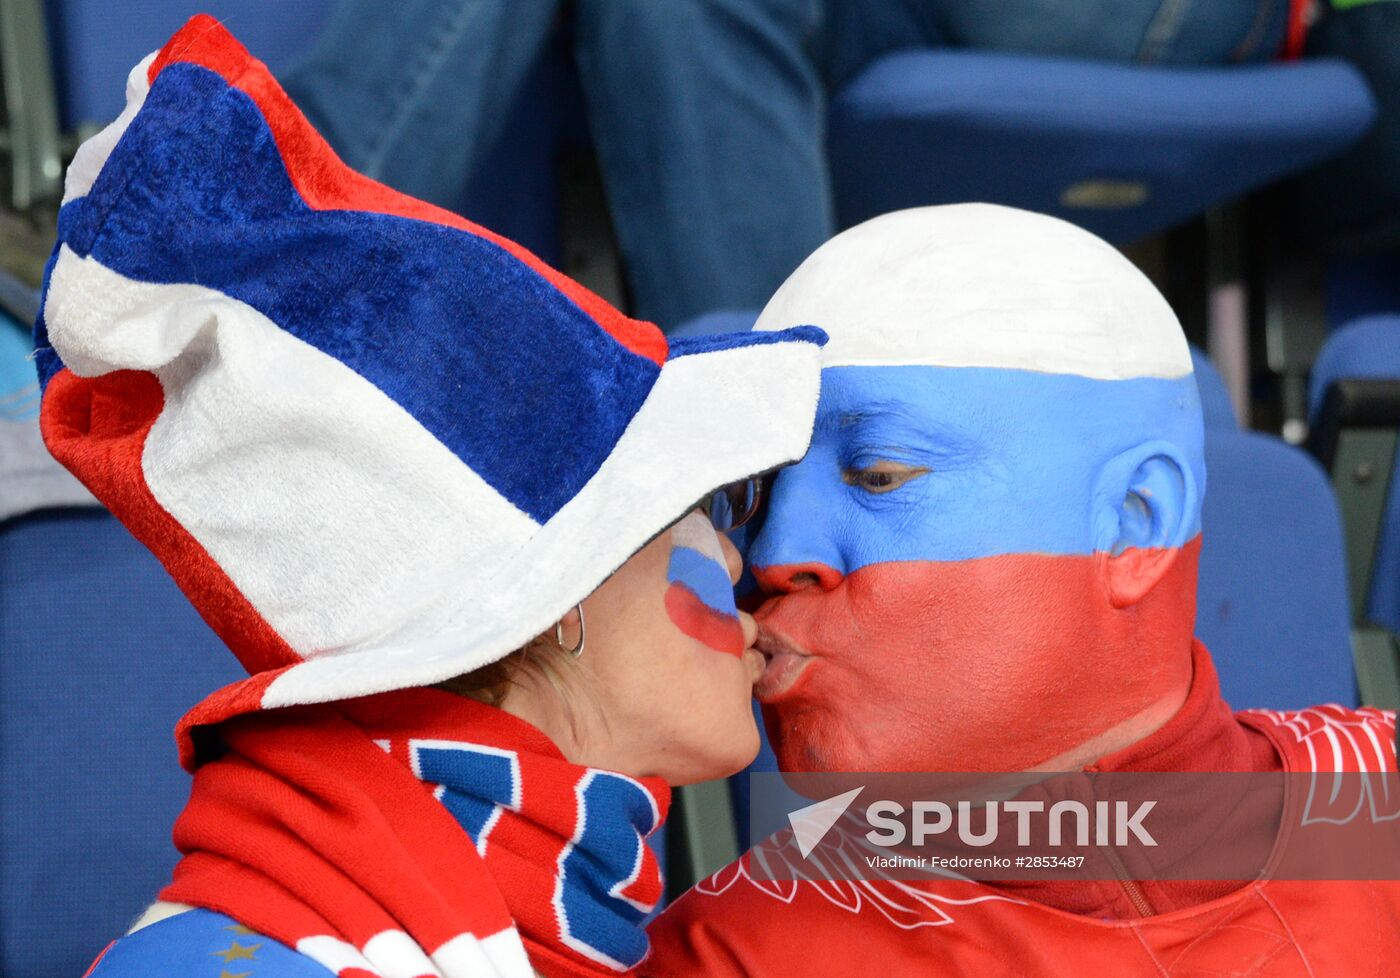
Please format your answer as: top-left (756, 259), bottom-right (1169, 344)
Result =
top-left (716, 530), bottom-right (744, 585)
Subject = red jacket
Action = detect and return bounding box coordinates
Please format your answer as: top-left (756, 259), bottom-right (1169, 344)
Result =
top-left (649, 691), bottom-right (1398, 976)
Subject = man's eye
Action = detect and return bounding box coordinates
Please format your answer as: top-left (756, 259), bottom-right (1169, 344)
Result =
top-left (842, 462), bottom-right (930, 494)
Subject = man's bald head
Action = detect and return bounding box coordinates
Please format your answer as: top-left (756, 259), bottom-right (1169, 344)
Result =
top-left (751, 205), bottom-right (1204, 773)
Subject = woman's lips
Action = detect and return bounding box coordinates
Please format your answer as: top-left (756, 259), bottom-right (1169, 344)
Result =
top-left (754, 627), bottom-right (815, 702)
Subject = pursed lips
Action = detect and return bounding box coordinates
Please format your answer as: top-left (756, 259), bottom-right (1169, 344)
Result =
top-left (753, 625), bottom-right (816, 702)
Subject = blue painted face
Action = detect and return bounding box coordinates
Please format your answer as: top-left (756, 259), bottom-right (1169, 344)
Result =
top-left (750, 365), bottom-right (1205, 574)
top-left (748, 363), bottom-right (1207, 773)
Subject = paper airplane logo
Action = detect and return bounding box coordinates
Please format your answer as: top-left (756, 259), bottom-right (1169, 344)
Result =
top-left (788, 786), bottom-right (864, 858)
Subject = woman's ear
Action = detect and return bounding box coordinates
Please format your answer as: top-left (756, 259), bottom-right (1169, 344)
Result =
top-left (1092, 441), bottom-right (1199, 608)
top-left (555, 605), bottom-right (584, 652)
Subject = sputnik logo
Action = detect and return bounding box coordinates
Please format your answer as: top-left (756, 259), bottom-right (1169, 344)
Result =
top-left (788, 787), bottom-right (865, 858)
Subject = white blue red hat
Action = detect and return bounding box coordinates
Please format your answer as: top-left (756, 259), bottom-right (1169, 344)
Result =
top-left (34, 16), bottom-right (825, 747)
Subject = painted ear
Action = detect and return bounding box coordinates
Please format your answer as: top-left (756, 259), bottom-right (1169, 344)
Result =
top-left (1093, 442), bottom-right (1198, 608)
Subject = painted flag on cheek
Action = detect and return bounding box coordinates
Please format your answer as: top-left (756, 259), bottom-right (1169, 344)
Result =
top-left (665, 513), bottom-right (746, 656)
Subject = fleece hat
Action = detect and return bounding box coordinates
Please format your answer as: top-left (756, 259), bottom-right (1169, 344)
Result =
top-left (35, 16), bottom-right (825, 750)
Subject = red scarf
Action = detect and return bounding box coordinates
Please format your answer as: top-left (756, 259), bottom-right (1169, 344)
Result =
top-left (163, 688), bottom-right (670, 978)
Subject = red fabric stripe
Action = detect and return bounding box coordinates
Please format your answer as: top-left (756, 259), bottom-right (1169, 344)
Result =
top-left (174, 669), bottom-right (284, 770)
top-left (147, 15), bottom-right (668, 367)
top-left (40, 369), bottom-right (295, 676)
top-left (40, 367), bottom-right (299, 769)
top-left (165, 691), bottom-right (668, 977)
top-left (167, 708), bottom-right (516, 952)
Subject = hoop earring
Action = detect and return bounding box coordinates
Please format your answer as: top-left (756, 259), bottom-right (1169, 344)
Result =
top-left (555, 604), bottom-right (585, 658)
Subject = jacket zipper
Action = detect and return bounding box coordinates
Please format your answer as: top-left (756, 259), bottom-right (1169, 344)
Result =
top-left (1099, 843), bottom-right (1155, 917)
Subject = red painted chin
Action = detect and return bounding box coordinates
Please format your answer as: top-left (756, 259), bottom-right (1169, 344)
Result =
top-left (753, 545), bottom-right (1199, 773)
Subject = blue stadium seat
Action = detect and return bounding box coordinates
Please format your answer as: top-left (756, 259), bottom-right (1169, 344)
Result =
top-left (0, 508), bottom-right (244, 978)
top-left (829, 51), bottom-right (1377, 242)
top-left (1197, 430), bottom-right (1356, 709)
top-left (1309, 315), bottom-right (1400, 633)
top-left (1191, 344), bottom-right (1236, 429)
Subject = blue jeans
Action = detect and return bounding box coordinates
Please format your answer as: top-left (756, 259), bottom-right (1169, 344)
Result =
top-left (283, 0), bottom-right (1287, 329)
top-left (1293, 0), bottom-right (1400, 253)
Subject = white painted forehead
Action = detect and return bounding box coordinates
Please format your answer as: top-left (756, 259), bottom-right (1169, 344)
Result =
top-left (755, 204), bottom-right (1191, 381)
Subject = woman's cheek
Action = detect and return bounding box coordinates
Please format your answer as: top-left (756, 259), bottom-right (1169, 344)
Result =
top-left (663, 513), bottom-right (746, 657)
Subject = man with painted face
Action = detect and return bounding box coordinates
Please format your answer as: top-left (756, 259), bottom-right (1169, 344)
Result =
top-left (646, 204), bottom-right (1400, 975)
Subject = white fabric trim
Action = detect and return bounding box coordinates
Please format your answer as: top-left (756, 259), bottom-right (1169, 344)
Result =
top-left (297, 935), bottom-right (383, 976)
top-left (361, 929), bottom-right (439, 978)
top-left (45, 247), bottom-right (822, 707)
top-left (755, 204), bottom-right (1192, 381)
top-left (63, 53), bottom-right (157, 205)
top-left (44, 247), bottom-right (538, 660)
top-left (433, 929), bottom-right (535, 978)
top-left (127, 901), bottom-right (194, 934)
top-left (261, 336), bottom-right (823, 707)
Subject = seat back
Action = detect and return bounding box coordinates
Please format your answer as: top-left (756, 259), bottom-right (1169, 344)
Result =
top-left (1197, 430), bottom-right (1357, 708)
top-left (829, 51), bottom-right (1376, 242)
top-left (1191, 344), bottom-right (1237, 429)
top-left (1309, 316), bottom-right (1400, 633)
top-left (0, 509), bottom-right (243, 978)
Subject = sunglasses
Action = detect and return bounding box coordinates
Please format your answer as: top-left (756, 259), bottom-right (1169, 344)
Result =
top-left (702, 475), bottom-right (765, 532)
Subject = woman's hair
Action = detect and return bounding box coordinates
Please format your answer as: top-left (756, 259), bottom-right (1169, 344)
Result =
top-left (437, 634), bottom-right (581, 710)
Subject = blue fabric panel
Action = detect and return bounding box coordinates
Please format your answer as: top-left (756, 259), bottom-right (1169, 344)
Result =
top-left (557, 773), bottom-right (659, 967)
top-left (0, 509), bottom-right (245, 978)
top-left (1308, 316), bottom-right (1400, 633)
top-left (85, 907), bottom-right (332, 978)
top-left (668, 324), bottom-right (824, 358)
top-left (830, 51), bottom-right (1376, 242)
top-left (1197, 430), bottom-right (1356, 709)
top-left (1190, 344), bottom-right (1237, 429)
top-left (64, 62), bottom-right (660, 524)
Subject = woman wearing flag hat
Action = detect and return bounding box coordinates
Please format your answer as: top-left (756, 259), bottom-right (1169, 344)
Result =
top-left (38, 17), bottom-right (826, 978)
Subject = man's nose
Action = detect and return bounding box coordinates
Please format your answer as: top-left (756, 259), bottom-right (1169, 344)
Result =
top-left (751, 561), bottom-right (845, 594)
top-left (748, 461), bottom-right (846, 592)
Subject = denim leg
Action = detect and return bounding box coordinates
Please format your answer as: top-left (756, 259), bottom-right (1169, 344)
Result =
top-left (281, 0), bottom-right (561, 208)
top-left (815, 0), bottom-right (949, 89)
top-left (1293, 1), bottom-right (1400, 252)
top-left (931, 0), bottom-right (1288, 64)
top-left (572, 0), bottom-right (835, 329)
